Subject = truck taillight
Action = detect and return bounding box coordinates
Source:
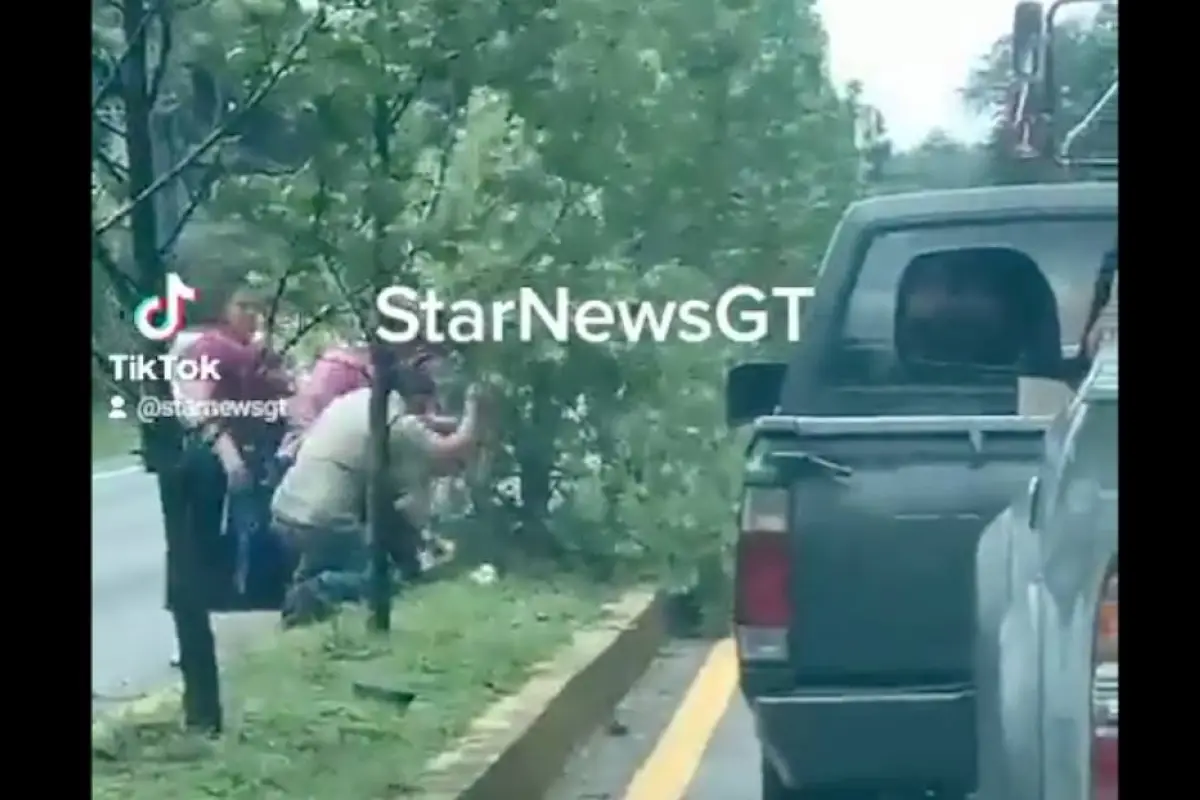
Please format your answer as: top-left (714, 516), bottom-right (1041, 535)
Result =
top-left (735, 487), bottom-right (790, 661)
top-left (1091, 570), bottom-right (1118, 800)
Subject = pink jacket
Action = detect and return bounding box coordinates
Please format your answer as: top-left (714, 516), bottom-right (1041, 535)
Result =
top-left (288, 346), bottom-right (372, 433)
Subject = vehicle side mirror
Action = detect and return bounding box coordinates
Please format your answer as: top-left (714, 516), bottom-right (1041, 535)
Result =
top-left (1027, 475), bottom-right (1042, 530)
top-left (725, 361), bottom-right (786, 428)
top-left (1012, 1), bottom-right (1044, 78)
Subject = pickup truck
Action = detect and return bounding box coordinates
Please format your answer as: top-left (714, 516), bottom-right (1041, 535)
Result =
top-left (974, 344), bottom-right (1118, 800)
top-left (726, 182), bottom-right (1117, 800)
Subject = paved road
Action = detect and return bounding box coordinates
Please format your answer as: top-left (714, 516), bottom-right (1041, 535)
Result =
top-left (549, 638), bottom-right (759, 800)
top-left (91, 461), bottom-right (275, 711)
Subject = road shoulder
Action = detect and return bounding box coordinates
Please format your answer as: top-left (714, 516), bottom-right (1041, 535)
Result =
top-left (92, 579), bottom-right (663, 800)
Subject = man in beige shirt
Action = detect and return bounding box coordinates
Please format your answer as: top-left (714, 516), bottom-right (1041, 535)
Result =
top-left (272, 379), bottom-right (483, 625)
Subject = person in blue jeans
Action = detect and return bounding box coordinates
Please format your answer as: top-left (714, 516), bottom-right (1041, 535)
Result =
top-left (272, 370), bottom-right (484, 627)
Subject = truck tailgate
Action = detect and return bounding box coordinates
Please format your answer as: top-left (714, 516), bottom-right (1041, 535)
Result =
top-left (759, 415), bottom-right (1050, 684)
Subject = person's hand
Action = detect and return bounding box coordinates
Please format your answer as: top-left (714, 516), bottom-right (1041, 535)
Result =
top-left (1084, 322), bottom-right (1107, 359)
top-left (465, 383), bottom-right (481, 414)
top-left (465, 384), bottom-right (493, 427)
top-left (220, 450), bottom-right (252, 490)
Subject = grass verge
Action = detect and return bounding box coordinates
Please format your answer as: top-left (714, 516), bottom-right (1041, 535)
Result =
top-left (92, 575), bottom-right (611, 800)
top-left (92, 407), bottom-right (138, 462)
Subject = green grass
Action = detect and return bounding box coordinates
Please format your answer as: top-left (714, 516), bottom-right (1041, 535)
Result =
top-left (92, 575), bottom-right (610, 800)
top-left (92, 407), bottom-right (139, 462)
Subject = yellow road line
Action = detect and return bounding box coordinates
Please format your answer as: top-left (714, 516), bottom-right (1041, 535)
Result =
top-left (622, 637), bottom-right (739, 800)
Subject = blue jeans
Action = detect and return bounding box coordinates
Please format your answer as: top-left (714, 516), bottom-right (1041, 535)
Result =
top-left (228, 452), bottom-right (294, 606)
top-left (308, 570), bottom-right (369, 604)
top-left (278, 518), bottom-right (374, 604)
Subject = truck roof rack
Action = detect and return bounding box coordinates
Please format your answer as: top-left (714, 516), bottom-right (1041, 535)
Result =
top-left (1007, 0), bottom-right (1118, 172)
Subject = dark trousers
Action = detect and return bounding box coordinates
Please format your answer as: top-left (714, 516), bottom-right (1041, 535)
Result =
top-left (164, 443), bottom-right (229, 611)
top-left (166, 441), bottom-right (292, 611)
top-left (276, 518), bottom-right (374, 604)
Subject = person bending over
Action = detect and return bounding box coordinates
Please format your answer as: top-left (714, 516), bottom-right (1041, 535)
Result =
top-left (270, 377), bottom-right (484, 626)
top-left (279, 295), bottom-right (447, 460)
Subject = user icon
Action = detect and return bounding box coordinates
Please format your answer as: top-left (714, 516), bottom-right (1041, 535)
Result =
top-left (109, 395), bottom-right (128, 421)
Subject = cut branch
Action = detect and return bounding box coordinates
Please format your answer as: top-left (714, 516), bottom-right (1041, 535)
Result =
top-left (94, 15), bottom-right (321, 237)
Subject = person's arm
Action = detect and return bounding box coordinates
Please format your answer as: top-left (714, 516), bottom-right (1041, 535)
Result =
top-left (389, 396), bottom-right (481, 474)
top-left (176, 334), bottom-right (252, 485)
top-left (423, 415), bottom-right (460, 435)
top-left (174, 334), bottom-right (223, 428)
top-left (256, 346), bottom-right (294, 396)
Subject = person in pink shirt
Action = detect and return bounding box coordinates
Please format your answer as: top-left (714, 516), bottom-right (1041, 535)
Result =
top-left (175, 292), bottom-right (291, 478)
top-left (285, 344), bottom-right (373, 437)
top-left (169, 266), bottom-right (294, 613)
top-left (279, 339), bottom-right (449, 458)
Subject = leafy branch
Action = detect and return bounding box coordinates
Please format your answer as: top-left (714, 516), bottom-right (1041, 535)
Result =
top-left (154, 155), bottom-right (225, 257)
top-left (94, 13), bottom-right (323, 237)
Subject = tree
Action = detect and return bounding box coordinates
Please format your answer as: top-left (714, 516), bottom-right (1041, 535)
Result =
top-left (92, 0), bottom-right (320, 732)
top-left (201, 0), bottom-right (865, 592)
top-left (92, 0), bottom-right (868, 731)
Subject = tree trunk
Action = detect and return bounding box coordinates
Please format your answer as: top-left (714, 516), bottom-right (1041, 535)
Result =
top-left (149, 420), bottom-right (222, 731)
top-left (120, 0), bottom-right (221, 732)
top-left (366, 341), bottom-right (393, 633)
top-left (516, 367), bottom-right (562, 561)
top-left (364, 95), bottom-right (397, 633)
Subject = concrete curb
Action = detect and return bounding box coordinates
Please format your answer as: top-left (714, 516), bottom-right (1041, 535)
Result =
top-left (417, 589), bottom-right (667, 800)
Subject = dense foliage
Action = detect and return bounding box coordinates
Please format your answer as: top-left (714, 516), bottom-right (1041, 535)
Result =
top-left (92, 0), bottom-right (869, 627)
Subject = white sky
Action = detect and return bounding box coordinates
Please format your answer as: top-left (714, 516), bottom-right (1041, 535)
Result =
top-left (818, 0), bottom-right (1015, 148)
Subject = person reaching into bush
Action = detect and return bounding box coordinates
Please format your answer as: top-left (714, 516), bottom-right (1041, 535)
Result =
top-left (270, 366), bottom-right (486, 627)
top-left (279, 337), bottom-right (448, 460)
top-left (279, 293), bottom-right (449, 460)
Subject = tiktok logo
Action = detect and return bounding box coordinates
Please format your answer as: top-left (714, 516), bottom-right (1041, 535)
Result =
top-left (133, 273), bottom-right (198, 342)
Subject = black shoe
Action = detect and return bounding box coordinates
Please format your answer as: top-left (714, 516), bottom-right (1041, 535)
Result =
top-left (281, 581), bottom-right (337, 628)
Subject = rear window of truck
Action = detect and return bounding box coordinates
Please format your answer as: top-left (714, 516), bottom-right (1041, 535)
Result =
top-left (823, 217), bottom-right (1117, 389)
